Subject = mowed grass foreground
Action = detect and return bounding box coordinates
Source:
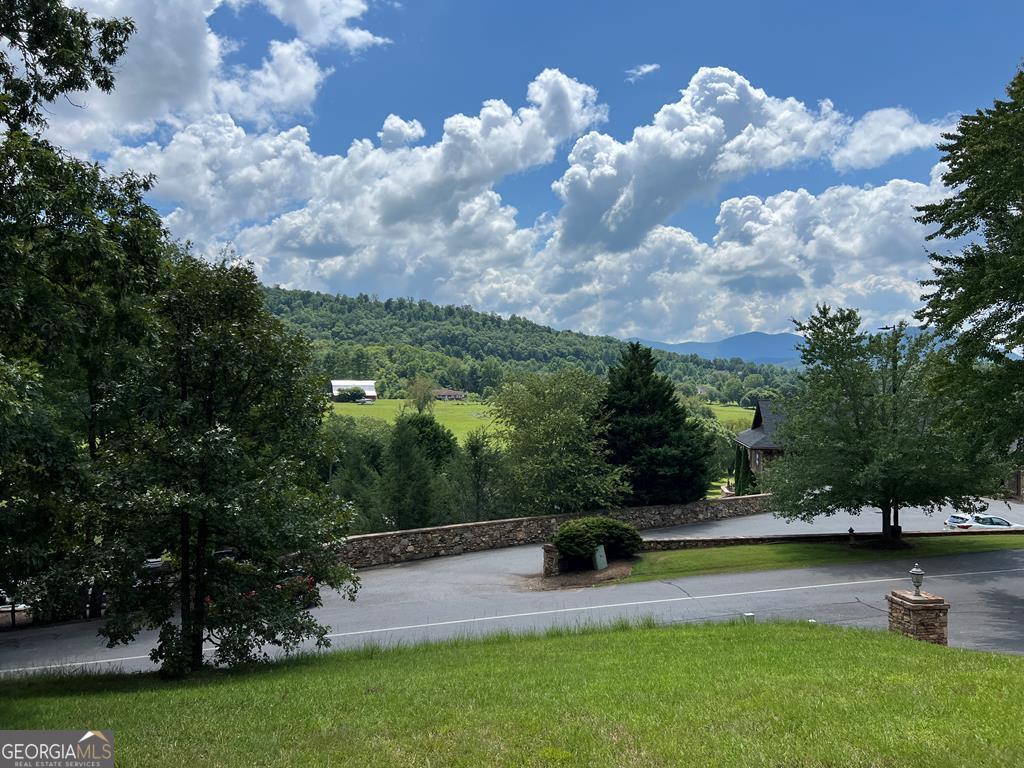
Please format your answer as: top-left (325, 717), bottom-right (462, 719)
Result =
top-left (4, 622), bottom-right (1023, 767)
top-left (627, 534), bottom-right (1024, 582)
top-left (332, 399), bottom-right (493, 441)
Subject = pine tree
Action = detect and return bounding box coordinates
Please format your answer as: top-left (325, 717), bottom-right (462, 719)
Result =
top-left (604, 343), bottom-right (715, 505)
top-left (375, 418), bottom-right (436, 530)
top-left (734, 444), bottom-right (756, 496)
top-left (916, 67), bottom-right (1024, 353)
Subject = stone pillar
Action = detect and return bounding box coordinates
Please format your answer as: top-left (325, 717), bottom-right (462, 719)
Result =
top-left (542, 543), bottom-right (561, 577)
top-left (886, 590), bottom-right (949, 645)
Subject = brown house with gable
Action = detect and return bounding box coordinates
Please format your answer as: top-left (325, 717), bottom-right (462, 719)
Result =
top-left (734, 399), bottom-right (784, 475)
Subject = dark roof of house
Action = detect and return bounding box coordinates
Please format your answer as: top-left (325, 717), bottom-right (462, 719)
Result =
top-left (432, 388), bottom-right (466, 397)
top-left (735, 399), bottom-right (783, 451)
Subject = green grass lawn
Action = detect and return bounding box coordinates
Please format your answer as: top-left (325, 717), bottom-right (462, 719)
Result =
top-left (334, 399), bottom-right (751, 443)
top-left (627, 534), bottom-right (1024, 583)
top-left (332, 399), bottom-right (494, 442)
top-left (705, 474), bottom-right (732, 499)
top-left (708, 402), bottom-right (754, 431)
top-left (4, 621), bottom-right (1023, 767)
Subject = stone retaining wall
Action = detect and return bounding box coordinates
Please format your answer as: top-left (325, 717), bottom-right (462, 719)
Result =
top-left (341, 494), bottom-right (769, 569)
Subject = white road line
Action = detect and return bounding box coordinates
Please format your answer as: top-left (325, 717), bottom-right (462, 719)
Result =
top-left (4, 565), bottom-right (1023, 674)
top-left (320, 565), bottom-right (1024, 639)
top-left (0, 647), bottom-right (216, 675)
top-left (0, 653), bottom-right (155, 674)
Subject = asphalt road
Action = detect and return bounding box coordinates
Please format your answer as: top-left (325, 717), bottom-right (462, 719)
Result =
top-left (646, 498), bottom-right (1024, 539)
top-left (3, 529), bottom-right (1024, 676)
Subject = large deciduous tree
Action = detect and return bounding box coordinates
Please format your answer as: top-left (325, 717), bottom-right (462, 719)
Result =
top-left (0, 0), bottom-right (133, 132)
top-left (604, 343), bottom-right (714, 505)
top-left (762, 306), bottom-right (1006, 542)
top-left (1, 1), bottom-right (167, 620)
top-left (2, 3), bottom-right (361, 672)
top-left (405, 376), bottom-right (435, 414)
top-left (97, 255), bottom-right (358, 676)
top-left (0, 357), bottom-right (81, 623)
top-left (493, 370), bottom-right (627, 516)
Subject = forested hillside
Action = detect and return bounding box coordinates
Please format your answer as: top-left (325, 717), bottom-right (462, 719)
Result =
top-left (263, 288), bottom-right (799, 401)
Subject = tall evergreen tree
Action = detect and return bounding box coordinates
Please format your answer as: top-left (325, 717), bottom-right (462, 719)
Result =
top-left (375, 418), bottom-right (436, 530)
top-left (396, 412), bottom-right (457, 469)
top-left (733, 444), bottom-right (756, 497)
top-left (604, 343), bottom-right (715, 505)
top-left (454, 428), bottom-right (508, 522)
top-left (916, 67), bottom-right (1024, 354)
top-left (914, 66), bottom-right (1024, 464)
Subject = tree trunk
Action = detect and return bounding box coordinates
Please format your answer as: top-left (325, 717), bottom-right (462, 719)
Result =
top-left (77, 583), bottom-right (90, 620)
top-left (179, 509), bottom-right (192, 667)
top-left (87, 581), bottom-right (104, 620)
top-left (880, 502), bottom-right (893, 541)
top-left (190, 517), bottom-right (209, 671)
top-left (892, 505), bottom-right (902, 541)
top-left (85, 377), bottom-right (104, 619)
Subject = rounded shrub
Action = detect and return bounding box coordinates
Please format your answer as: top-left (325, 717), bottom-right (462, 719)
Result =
top-left (552, 516), bottom-right (643, 561)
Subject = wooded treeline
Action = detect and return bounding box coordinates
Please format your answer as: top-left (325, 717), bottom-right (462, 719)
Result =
top-left (326, 345), bottom-right (720, 535)
top-left (263, 288), bottom-right (800, 402)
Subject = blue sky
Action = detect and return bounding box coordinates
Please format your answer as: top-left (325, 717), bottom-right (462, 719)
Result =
top-left (51, 1), bottom-right (1024, 341)
top-left (211, 1), bottom-right (1019, 229)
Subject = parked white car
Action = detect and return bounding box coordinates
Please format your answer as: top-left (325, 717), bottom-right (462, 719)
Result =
top-left (944, 513), bottom-right (1024, 531)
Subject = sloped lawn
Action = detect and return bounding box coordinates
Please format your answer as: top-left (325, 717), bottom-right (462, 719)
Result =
top-left (3, 621), bottom-right (1023, 767)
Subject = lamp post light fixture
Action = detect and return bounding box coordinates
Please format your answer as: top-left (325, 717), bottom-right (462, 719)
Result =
top-left (909, 563), bottom-right (925, 596)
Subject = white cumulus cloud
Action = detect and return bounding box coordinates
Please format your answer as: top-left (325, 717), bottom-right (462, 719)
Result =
top-left (59, 51), bottom-right (954, 342)
top-left (377, 114), bottom-right (426, 148)
top-left (831, 107), bottom-right (949, 170)
top-left (213, 39), bottom-right (331, 126)
top-left (108, 115), bottom-right (322, 243)
top-left (44, 0), bottom-right (383, 154)
top-left (246, 0), bottom-right (390, 51)
top-left (551, 67), bottom-right (847, 253)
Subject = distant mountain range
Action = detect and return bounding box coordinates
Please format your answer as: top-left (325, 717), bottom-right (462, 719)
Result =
top-left (637, 327), bottom-right (1020, 365)
top-left (633, 332), bottom-right (806, 366)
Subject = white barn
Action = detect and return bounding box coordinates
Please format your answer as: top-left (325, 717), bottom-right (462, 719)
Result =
top-left (330, 379), bottom-right (378, 400)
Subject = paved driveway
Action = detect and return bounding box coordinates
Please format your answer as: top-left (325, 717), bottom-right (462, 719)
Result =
top-left (645, 498), bottom-right (1024, 539)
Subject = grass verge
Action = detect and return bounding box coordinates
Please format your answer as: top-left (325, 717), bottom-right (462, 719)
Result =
top-left (333, 400), bottom-right (752, 442)
top-left (705, 474), bottom-right (732, 499)
top-left (708, 402), bottom-right (753, 431)
top-left (332, 399), bottom-right (494, 442)
top-left (627, 534), bottom-right (1024, 583)
top-left (3, 621), bottom-right (1022, 767)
